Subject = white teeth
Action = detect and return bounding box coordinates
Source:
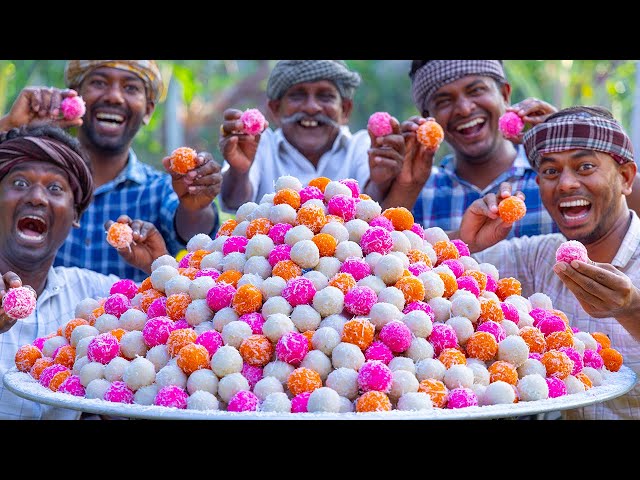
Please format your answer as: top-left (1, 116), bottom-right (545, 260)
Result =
top-left (21, 214), bottom-right (45, 222)
top-left (96, 113), bottom-right (124, 122)
top-left (300, 120), bottom-right (318, 127)
top-left (456, 118), bottom-right (485, 131)
top-left (562, 210), bottom-right (589, 221)
top-left (559, 199), bottom-right (591, 208)
top-left (16, 230), bottom-right (44, 242)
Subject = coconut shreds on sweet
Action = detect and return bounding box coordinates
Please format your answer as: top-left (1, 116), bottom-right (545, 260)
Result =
top-left (60, 95), bottom-right (86, 120)
top-left (13, 176), bottom-right (628, 415)
top-left (498, 111), bottom-right (525, 138)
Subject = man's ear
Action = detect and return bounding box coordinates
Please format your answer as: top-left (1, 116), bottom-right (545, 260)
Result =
top-left (267, 100), bottom-right (282, 127)
top-left (620, 161), bottom-right (638, 195)
top-left (72, 210), bottom-right (80, 228)
top-left (500, 81), bottom-right (512, 106)
top-left (142, 100), bottom-right (156, 126)
top-left (340, 98), bottom-right (353, 124)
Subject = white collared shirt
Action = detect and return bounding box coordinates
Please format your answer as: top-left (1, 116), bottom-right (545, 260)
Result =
top-left (221, 126), bottom-right (371, 210)
top-left (474, 211), bottom-right (640, 420)
top-left (0, 266), bottom-right (118, 420)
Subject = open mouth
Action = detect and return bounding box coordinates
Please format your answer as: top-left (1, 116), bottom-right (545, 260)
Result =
top-left (559, 199), bottom-right (592, 223)
top-left (298, 119), bottom-right (321, 128)
top-left (455, 117), bottom-right (486, 136)
top-left (16, 215), bottom-right (48, 242)
top-left (95, 112), bottom-right (125, 130)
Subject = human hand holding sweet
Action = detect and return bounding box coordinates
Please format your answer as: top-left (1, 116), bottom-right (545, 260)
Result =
top-left (105, 215), bottom-right (169, 274)
top-left (503, 97), bottom-right (557, 143)
top-left (398, 116), bottom-right (439, 187)
top-left (162, 150), bottom-right (222, 212)
top-left (553, 259), bottom-right (640, 322)
top-left (458, 182), bottom-right (526, 253)
top-left (0, 86), bottom-right (84, 131)
top-left (367, 114), bottom-right (405, 195)
top-left (377, 115), bottom-right (438, 210)
top-left (218, 108), bottom-right (266, 174)
top-left (0, 271), bottom-right (32, 334)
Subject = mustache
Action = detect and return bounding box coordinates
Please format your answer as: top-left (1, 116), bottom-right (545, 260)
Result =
top-left (280, 112), bottom-right (340, 129)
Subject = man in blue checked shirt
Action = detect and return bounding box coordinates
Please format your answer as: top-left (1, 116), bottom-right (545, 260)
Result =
top-left (0, 61), bottom-right (221, 282)
top-left (384, 60), bottom-right (560, 238)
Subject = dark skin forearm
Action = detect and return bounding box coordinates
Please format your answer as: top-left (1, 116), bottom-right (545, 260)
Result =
top-left (175, 204), bottom-right (217, 243)
top-left (553, 259), bottom-right (640, 342)
top-left (381, 181), bottom-right (424, 211)
top-left (362, 180), bottom-right (387, 204)
top-left (221, 168), bottom-right (254, 211)
top-left (616, 305), bottom-right (640, 342)
top-left (0, 114), bottom-right (14, 131)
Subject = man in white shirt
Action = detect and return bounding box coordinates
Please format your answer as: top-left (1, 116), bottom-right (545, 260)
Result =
top-left (218, 60), bottom-right (405, 211)
top-left (0, 124), bottom-right (166, 419)
top-left (458, 106), bottom-right (640, 420)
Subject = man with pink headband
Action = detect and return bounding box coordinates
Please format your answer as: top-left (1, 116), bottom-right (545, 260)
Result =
top-left (459, 105), bottom-right (640, 420)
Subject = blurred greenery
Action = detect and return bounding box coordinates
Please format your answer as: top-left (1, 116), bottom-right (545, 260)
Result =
top-left (1, 60), bottom-right (637, 170)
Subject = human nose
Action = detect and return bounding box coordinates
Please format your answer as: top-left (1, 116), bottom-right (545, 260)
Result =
top-left (454, 95), bottom-right (475, 116)
top-left (302, 94), bottom-right (322, 114)
top-left (25, 184), bottom-right (48, 206)
top-left (103, 82), bottom-right (125, 104)
top-left (557, 169), bottom-right (581, 193)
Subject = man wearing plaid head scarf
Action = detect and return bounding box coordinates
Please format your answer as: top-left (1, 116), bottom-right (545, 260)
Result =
top-left (218, 60), bottom-right (405, 211)
top-left (382, 60), bottom-right (562, 241)
top-left (0, 124), bottom-right (167, 419)
top-left (457, 105), bottom-right (640, 421)
top-left (0, 60), bottom-right (222, 282)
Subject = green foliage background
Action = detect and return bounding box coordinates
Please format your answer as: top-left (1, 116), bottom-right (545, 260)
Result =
top-left (1, 60), bottom-right (636, 170)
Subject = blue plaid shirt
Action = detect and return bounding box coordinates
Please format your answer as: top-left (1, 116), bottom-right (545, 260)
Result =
top-left (54, 149), bottom-right (208, 282)
top-left (412, 144), bottom-right (559, 237)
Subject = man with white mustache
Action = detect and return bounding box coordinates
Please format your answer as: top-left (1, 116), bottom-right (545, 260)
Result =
top-left (218, 60), bottom-right (405, 210)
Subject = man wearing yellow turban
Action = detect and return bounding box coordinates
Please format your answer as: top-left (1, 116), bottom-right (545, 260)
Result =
top-left (0, 60), bottom-right (222, 281)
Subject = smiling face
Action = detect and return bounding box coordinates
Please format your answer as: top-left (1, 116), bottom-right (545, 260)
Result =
top-left (268, 80), bottom-right (352, 163)
top-left (536, 149), bottom-right (636, 244)
top-left (0, 161), bottom-right (77, 268)
top-left (426, 75), bottom-right (510, 162)
top-left (76, 67), bottom-right (154, 154)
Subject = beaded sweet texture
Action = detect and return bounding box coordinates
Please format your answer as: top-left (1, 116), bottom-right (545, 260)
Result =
top-left (9, 176), bottom-right (630, 416)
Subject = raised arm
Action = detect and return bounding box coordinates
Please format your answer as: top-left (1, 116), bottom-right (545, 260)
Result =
top-left (363, 115), bottom-right (405, 203)
top-left (381, 116), bottom-right (436, 210)
top-left (104, 216), bottom-right (169, 275)
top-left (0, 86), bottom-right (83, 131)
top-left (457, 182), bottom-right (524, 253)
top-left (161, 151), bottom-right (221, 242)
top-left (218, 108), bottom-right (265, 210)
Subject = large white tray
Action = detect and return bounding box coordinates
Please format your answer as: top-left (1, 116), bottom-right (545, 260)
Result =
top-left (4, 366), bottom-right (636, 420)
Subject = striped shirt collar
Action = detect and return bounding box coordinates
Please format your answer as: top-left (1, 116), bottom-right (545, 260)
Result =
top-left (273, 125), bottom-right (353, 155)
top-left (611, 210), bottom-right (640, 269)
